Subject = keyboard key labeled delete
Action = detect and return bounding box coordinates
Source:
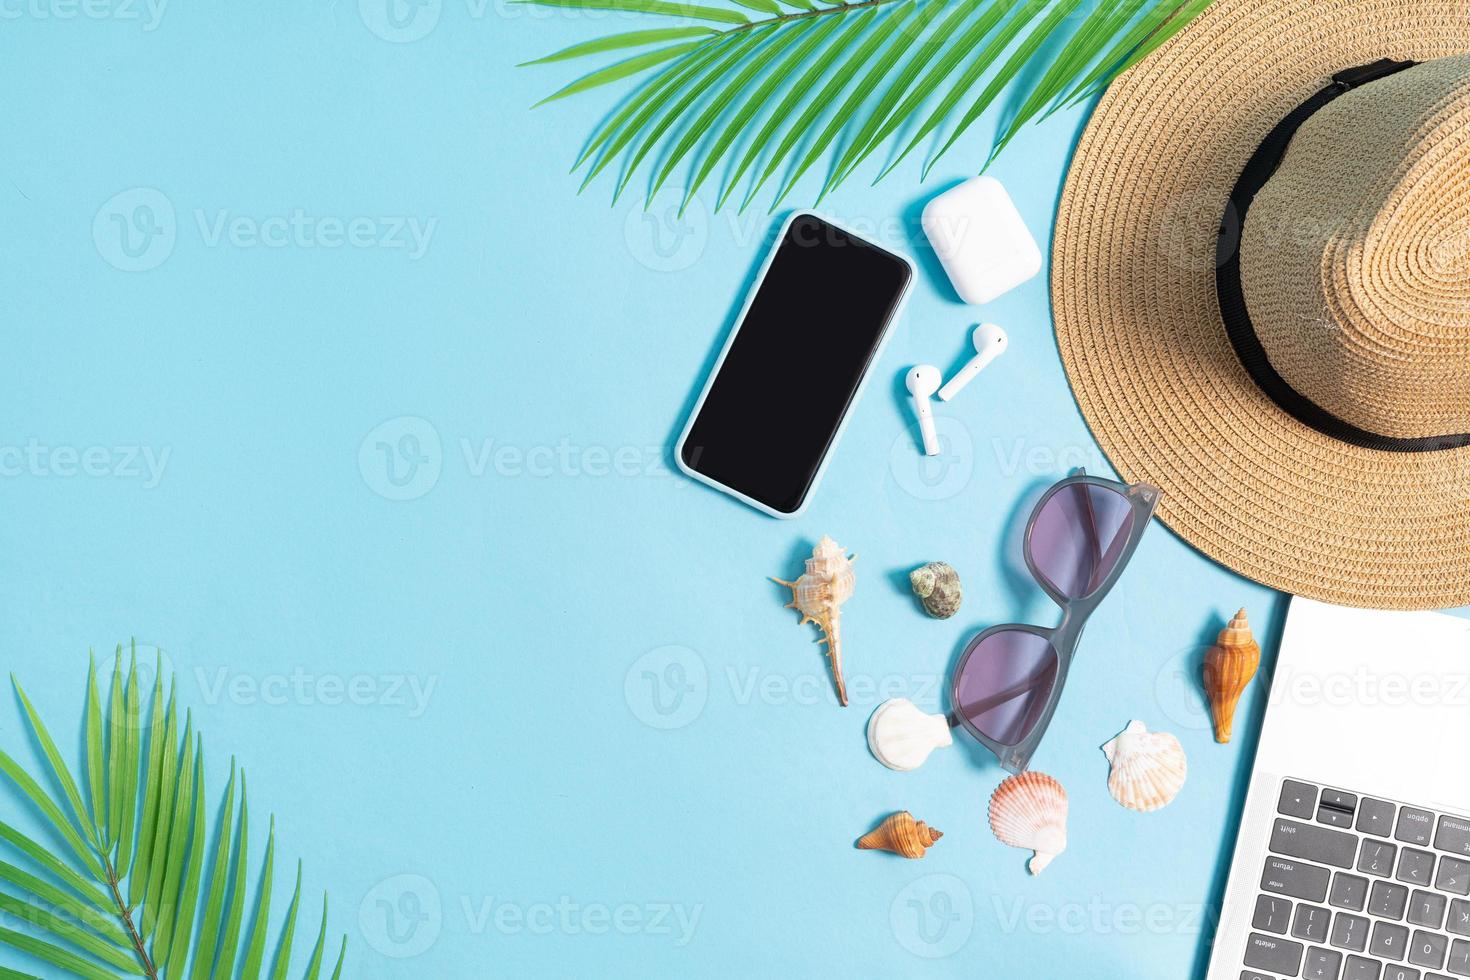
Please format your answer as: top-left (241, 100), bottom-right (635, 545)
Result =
top-left (1274, 818), bottom-right (1360, 869)
top-left (1246, 932), bottom-right (1305, 975)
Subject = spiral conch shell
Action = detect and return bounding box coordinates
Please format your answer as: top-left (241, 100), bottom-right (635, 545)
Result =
top-left (867, 698), bottom-right (953, 771)
top-left (910, 561), bottom-right (962, 618)
top-left (988, 771), bottom-right (1068, 874)
top-left (772, 535), bottom-right (856, 706)
top-left (1203, 608), bottom-right (1260, 743)
top-left (1101, 720), bottom-right (1187, 812)
top-left (856, 811), bottom-right (943, 859)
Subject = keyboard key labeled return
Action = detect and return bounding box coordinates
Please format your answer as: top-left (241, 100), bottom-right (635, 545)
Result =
top-left (1265, 856), bottom-right (1333, 902)
top-left (1275, 818), bottom-right (1360, 869)
top-left (1246, 932), bottom-right (1305, 975)
top-left (1439, 858), bottom-right (1470, 897)
top-left (1399, 808), bottom-right (1437, 846)
top-left (1400, 849), bottom-right (1438, 886)
top-left (1332, 912), bottom-right (1371, 952)
top-left (1281, 780), bottom-right (1320, 820)
top-left (1439, 816), bottom-right (1470, 858)
top-left (1333, 873), bottom-right (1371, 911)
top-left (1360, 798), bottom-right (1397, 837)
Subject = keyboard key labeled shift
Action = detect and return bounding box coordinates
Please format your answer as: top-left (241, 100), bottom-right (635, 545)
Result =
top-left (1281, 780), bottom-right (1320, 819)
top-left (1246, 932), bottom-right (1305, 975)
top-left (1264, 856), bottom-right (1332, 902)
top-left (1399, 808), bottom-right (1437, 846)
top-left (1274, 818), bottom-right (1359, 868)
top-left (1438, 816), bottom-right (1470, 858)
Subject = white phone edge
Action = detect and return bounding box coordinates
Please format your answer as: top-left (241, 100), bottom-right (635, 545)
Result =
top-left (674, 210), bottom-right (916, 520)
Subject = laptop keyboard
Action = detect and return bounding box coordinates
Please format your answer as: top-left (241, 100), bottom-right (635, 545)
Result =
top-left (1241, 778), bottom-right (1470, 980)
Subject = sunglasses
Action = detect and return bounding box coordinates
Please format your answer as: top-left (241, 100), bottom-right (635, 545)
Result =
top-left (948, 473), bottom-right (1159, 774)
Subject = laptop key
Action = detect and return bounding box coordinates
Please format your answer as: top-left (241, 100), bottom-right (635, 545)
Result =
top-left (1247, 932), bottom-right (1306, 975)
top-left (1360, 799), bottom-right (1397, 838)
top-left (1295, 904), bottom-right (1332, 943)
top-left (1375, 921), bottom-right (1412, 961)
top-left (1265, 856), bottom-right (1333, 902)
top-left (1437, 817), bottom-right (1470, 858)
top-left (1333, 873), bottom-right (1371, 911)
top-left (1449, 900), bottom-right (1470, 937)
top-left (1282, 780), bottom-right (1321, 820)
top-left (1344, 954), bottom-right (1383, 980)
top-left (1383, 968), bottom-right (1421, 980)
top-left (1304, 946), bottom-right (1344, 979)
top-left (1362, 840), bottom-right (1400, 877)
top-left (1400, 850), bottom-right (1437, 886)
top-left (1275, 818), bottom-right (1360, 869)
top-left (1321, 790), bottom-right (1359, 829)
top-left (1254, 894), bottom-right (1293, 934)
top-left (1399, 808), bottom-right (1437, 846)
top-left (1448, 938), bottom-right (1470, 975)
top-left (1241, 973), bottom-right (1275, 980)
top-left (1439, 859), bottom-right (1470, 897)
top-left (1373, 881), bottom-right (1412, 920)
top-left (1411, 931), bottom-right (1449, 971)
top-left (1411, 891), bottom-right (1449, 929)
top-left (1332, 912), bottom-right (1371, 952)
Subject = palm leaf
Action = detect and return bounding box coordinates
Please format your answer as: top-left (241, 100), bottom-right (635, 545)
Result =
top-left (0, 656), bottom-right (344, 979)
top-left (520, 0), bottom-right (1216, 209)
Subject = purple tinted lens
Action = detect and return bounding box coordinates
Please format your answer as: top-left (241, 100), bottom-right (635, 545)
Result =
top-left (1028, 483), bottom-right (1134, 600)
top-left (955, 630), bottom-right (1058, 746)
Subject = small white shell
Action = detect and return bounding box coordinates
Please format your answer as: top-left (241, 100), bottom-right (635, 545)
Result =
top-left (867, 698), bottom-right (952, 771)
top-left (988, 771), bottom-right (1068, 874)
top-left (1100, 720), bottom-right (1187, 813)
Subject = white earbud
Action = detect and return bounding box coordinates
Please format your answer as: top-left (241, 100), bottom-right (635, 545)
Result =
top-left (938, 323), bottom-right (1008, 401)
top-left (905, 365), bottom-right (942, 456)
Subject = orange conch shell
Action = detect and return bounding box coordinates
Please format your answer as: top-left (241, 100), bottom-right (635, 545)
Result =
top-left (1202, 608), bottom-right (1260, 743)
top-left (772, 535), bottom-right (856, 706)
top-left (855, 811), bottom-right (943, 859)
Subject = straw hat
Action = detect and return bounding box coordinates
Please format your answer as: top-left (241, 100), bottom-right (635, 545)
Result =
top-left (1052, 0), bottom-right (1470, 609)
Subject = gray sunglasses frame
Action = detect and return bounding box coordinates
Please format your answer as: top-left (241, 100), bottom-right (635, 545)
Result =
top-left (947, 473), bottom-right (1160, 774)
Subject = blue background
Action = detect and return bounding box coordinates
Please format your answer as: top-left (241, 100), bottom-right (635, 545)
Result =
top-left (0, 3), bottom-right (1308, 977)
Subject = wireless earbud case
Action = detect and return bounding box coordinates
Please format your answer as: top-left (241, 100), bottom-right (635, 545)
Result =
top-left (922, 176), bottom-right (1042, 305)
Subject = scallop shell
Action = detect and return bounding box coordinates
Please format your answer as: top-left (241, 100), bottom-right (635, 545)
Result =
top-left (867, 698), bottom-right (953, 771)
top-left (1100, 720), bottom-right (1187, 812)
top-left (1203, 608), bottom-right (1260, 743)
top-left (771, 536), bottom-right (856, 706)
top-left (855, 811), bottom-right (943, 859)
top-left (909, 562), bottom-right (962, 618)
top-left (988, 771), bottom-right (1068, 874)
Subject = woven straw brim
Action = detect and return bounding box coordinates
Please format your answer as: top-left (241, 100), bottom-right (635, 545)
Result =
top-left (1052, 0), bottom-right (1470, 609)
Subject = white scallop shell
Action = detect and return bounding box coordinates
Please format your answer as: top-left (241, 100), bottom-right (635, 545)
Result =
top-left (988, 771), bottom-right (1068, 874)
top-left (1101, 720), bottom-right (1187, 813)
top-left (867, 698), bottom-right (953, 771)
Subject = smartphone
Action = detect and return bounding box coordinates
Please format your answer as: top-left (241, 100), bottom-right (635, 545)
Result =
top-left (676, 212), bottom-right (914, 518)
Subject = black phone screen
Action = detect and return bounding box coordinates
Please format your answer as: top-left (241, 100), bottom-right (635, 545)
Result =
top-left (680, 214), bottom-right (912, 514)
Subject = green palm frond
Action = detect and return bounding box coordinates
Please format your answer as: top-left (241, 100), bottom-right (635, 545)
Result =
top-left (0, 646), bottom-right (346, 979)
top-left (520, 0), bottom-right (1214, 210)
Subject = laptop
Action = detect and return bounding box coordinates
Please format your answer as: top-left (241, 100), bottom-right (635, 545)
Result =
top-left (1207, 598), bottom-right (1470, 980)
